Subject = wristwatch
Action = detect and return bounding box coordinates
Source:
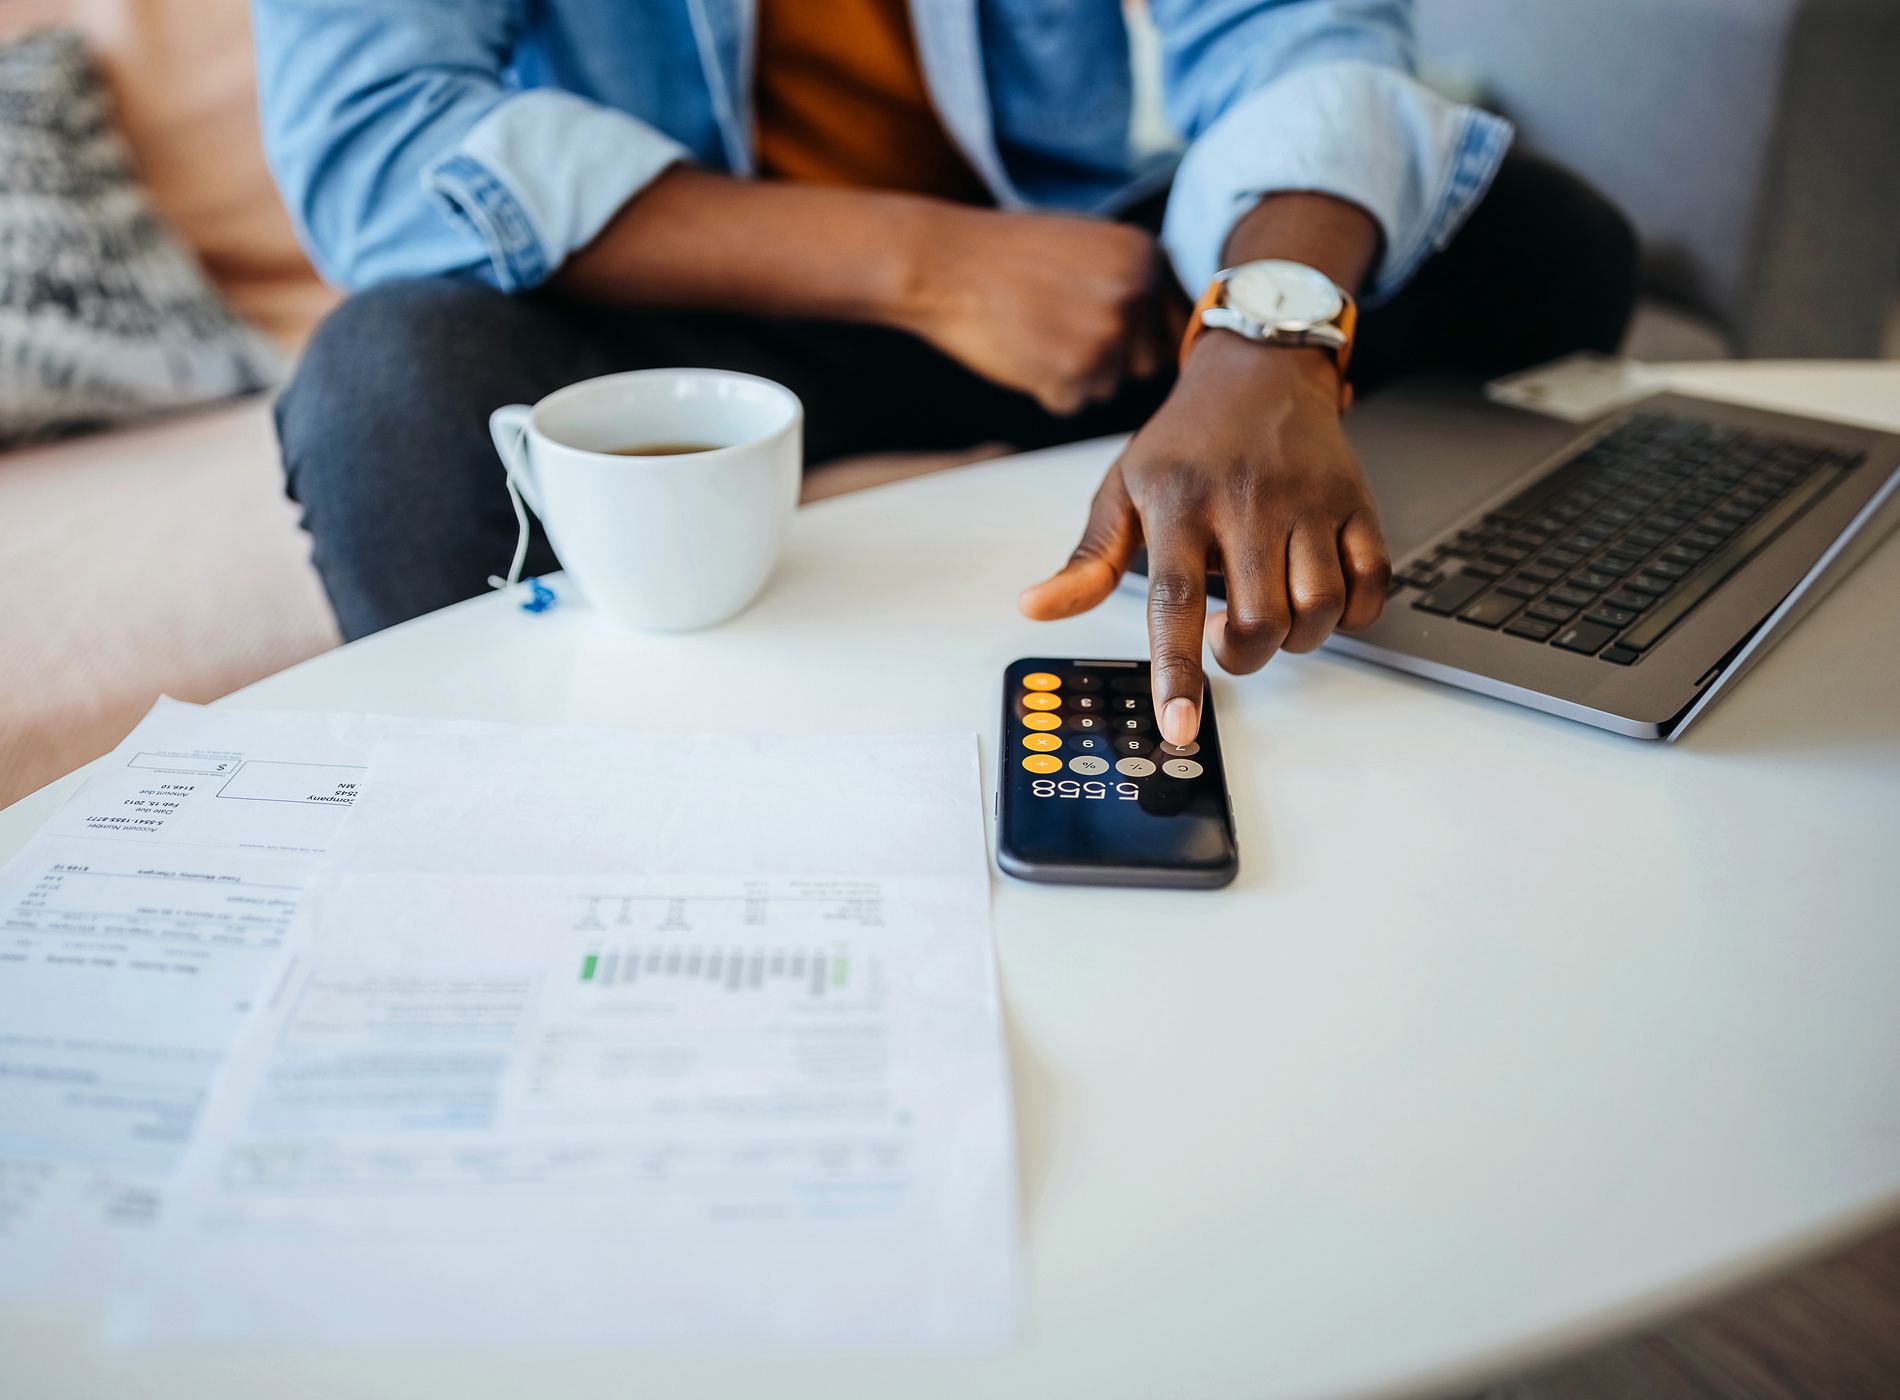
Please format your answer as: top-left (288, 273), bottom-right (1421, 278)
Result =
top-left (1179, 259), bottom-right (1358, 411)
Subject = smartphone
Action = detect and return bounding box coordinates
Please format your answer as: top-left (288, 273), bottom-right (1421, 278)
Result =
top-left (996, 657), bottom-right (1239, 888)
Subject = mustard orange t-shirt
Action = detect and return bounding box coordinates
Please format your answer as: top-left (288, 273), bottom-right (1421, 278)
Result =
top-left (753, 0), bottom-right (989, 202)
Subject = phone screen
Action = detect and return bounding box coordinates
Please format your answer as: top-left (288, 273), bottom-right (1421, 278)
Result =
top-left (996, 658), bottom-right (1238, 888)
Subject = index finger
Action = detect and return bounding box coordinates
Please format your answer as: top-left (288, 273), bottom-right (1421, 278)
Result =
top-left (1143, 522), bottom-right (1210, 746)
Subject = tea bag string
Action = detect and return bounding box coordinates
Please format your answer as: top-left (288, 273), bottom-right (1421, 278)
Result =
top-left (486, 467), bottom-right (533, 593)
top-left (487, 463), bottom-right (555, 611)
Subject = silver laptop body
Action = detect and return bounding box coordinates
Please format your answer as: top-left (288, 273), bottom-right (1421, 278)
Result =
top-left (1337, 383), bottom-right (1900, 740)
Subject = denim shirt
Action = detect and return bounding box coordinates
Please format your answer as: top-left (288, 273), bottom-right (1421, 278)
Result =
top-left (251, 0), bottom-right (1511, 304)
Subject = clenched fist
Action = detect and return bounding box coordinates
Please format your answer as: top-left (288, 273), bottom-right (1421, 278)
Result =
top-left (900, 206), bottom-right (1172, 415)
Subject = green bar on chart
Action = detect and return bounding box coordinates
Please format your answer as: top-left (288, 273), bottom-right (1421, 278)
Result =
top-left (580, 953), bottom-right (598, 982)
top-left (832, 955), bottom-right (847, 987)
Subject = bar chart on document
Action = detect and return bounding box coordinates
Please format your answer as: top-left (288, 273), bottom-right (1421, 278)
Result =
top-left (485, 878), bottom-right (904, 1185)
top-left (572, 880), bottom-right (880, 999)
top-left (579, 943), bottom-right (863, 996)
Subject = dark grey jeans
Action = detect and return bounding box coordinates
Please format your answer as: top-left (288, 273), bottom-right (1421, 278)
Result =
top-left (278, 155), bottom-right (1637, 640)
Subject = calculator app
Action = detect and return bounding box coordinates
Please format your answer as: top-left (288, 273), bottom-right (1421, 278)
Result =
top-left (998, 658), bottom-right (1236, 884)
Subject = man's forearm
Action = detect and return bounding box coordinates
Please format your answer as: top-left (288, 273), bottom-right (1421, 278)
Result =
top-left (554, 166), bottom-right (941, 328)
top-left (1219, 192), bottom-right (1381, 297)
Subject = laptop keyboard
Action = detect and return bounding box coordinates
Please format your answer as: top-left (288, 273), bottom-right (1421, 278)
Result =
top-left (1396, 411), bottom-right (1862, 664)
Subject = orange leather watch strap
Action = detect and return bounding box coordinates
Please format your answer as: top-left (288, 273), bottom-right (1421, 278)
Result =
top-left (1177, 278), bottom-right (1226, 372)
top-left (1177, 277), bottom-right (1359, 414)
top-left (1334, 293), bottom-right (1358, 414)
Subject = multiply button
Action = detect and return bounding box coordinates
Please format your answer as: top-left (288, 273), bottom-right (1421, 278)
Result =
top-left (1021, 733), bottom-right (1061, 752)
top-left (1022, 711), bottom-right (1061, 731)
top-left (1021, 691), bottom-right (1061, 711)
top-left (1068, 756), bottom-right (1109, 775)
top-left (1161, 758), bottom-right (1203, 780)
top-left (1022, 672), bottom-right (1062, 691)
top-left (1115, 757), bottom-right (1157, 777)
top-left (1021, 753), bottom-right (1063, 774)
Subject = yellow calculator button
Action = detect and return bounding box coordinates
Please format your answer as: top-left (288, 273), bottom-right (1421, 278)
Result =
top-left (1022, 672), bottom-right (1062, 691)
top-left (1022, 712), bottom-right (1061, 731)
top-left (1021, 732), bottom-right (1061, 752)
top-left (1022, 691), bottom-right (1061, 711)
top-left (1021, 753), bottom-right (1063, 774)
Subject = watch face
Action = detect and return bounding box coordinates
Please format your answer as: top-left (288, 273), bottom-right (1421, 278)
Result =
top-left (1225, 260), bottom-right (1343, 330)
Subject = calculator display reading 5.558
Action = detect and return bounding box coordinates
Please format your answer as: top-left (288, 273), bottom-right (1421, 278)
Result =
top-left (1030, 779), bottom-right (1139, 800)
top-left (999, 658), bottom-right (1238, 888)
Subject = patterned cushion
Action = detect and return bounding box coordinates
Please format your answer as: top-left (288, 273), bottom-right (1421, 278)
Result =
top-left (0, 28), bottom-right (282, 447)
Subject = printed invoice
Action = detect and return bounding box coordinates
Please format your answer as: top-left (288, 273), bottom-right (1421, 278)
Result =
top-left (124, 726), bottom-right (1019, 1346)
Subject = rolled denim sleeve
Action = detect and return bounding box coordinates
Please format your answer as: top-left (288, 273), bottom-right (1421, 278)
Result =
top-left (1151, 0), bottom-right (1513, 303)
top-left (253, 0), bottom-right (686, 291)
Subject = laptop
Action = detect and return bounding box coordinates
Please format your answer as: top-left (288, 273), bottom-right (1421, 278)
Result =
top-left (1138, 379), bottom-right (1900, 740)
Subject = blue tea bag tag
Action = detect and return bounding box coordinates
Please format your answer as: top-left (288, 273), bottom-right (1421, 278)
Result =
top-left (520, 577), bottom-right (557, 613)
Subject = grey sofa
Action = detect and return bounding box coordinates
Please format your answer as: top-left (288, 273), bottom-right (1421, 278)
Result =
top-left (1419, 0), bottom-right (1900, 358)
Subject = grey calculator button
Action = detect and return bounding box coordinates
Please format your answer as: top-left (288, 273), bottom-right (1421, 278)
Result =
top-left (1161, 758), bottom-right (1203, 780)
top-left (1115, 757), bottom-right (1157, 777)
top-left (1068, 756), bottom-right (1110, 775)
top-left (1157, 740), bottom-right (1199, 757)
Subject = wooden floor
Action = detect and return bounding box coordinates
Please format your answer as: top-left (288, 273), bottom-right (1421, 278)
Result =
top-left (1474, 1219), bottom-right (1900, 1398)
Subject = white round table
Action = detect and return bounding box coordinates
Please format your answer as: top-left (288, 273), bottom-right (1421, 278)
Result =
top-left (6, 363), bottom-right (1899, 1399)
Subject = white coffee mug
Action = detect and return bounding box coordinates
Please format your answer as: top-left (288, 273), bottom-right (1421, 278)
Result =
top-left (488, 369), bottom-right (802, 631)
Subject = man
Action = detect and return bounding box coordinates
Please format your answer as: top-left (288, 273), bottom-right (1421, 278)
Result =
top-left (258, 0), bottom-right (1635, 747)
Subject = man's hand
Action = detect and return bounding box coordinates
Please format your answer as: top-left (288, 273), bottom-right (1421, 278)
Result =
top-left (899, 206), bottom-right (1171, 416)
top-left (1018, 334), bottom-right (1391, 744)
